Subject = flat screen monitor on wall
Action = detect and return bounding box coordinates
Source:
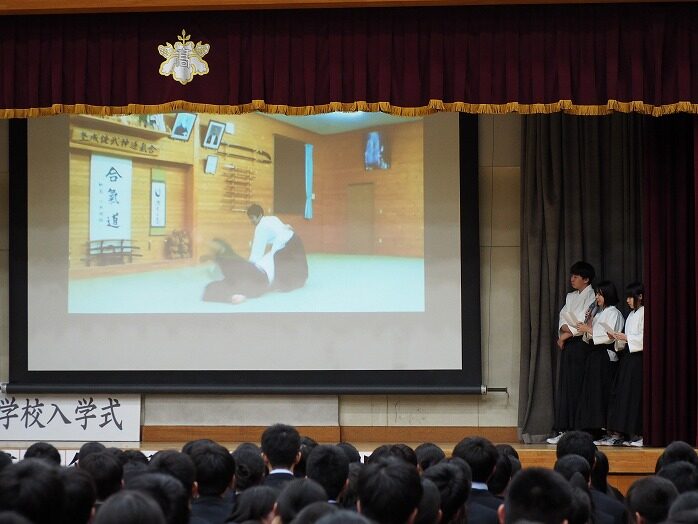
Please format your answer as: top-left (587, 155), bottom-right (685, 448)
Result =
top-left (8, 111), bottom-right (481, 393)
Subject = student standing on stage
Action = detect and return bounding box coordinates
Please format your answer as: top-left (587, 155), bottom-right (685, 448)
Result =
top-left (574, 280), bottom-right (624, 439)
top-left (600, 282), bottom-right (645, 447)
top-left (547, 261), bottom-right (596, 445)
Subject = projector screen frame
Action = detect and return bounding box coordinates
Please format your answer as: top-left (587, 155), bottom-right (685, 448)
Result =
top-left (7, 115), bottom-right (483, 394)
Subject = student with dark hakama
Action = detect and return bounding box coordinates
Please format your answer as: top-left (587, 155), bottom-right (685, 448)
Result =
top-left (602, 282), bottom-right (645, 447)
top-left (575, 280), bottom-right (624, 438)
top-left (547, 261), bottom-right (597, 445)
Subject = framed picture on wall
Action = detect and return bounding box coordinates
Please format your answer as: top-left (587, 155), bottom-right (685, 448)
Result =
top-left (150, 180), bottom-right (166, 228)
top-left (203, 120), bottom-right (226, 150)
top-left (205, 155), bottom-right (219, 175)
top-left (170, 113), bottom-right (196, 141)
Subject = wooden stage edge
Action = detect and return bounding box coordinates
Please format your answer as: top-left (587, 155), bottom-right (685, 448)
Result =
top-left (142, 424), bottom-right (663, 493)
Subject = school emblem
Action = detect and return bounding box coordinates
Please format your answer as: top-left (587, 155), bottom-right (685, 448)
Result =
top-left (158, 30), bottom-right (210, 85)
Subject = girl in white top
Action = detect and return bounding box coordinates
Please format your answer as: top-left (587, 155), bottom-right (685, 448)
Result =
top-left (603, 282), bottom-right (645, 447)
top-left (574, 280), bottom-right (624, 436)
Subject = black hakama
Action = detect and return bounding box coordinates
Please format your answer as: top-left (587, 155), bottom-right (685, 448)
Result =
top-left (554, 336), bottom-right (590, 431)
top-left (575, 342), bottom-right (613, 431)
top-left (203, 253), bottom-right (269, 302)
top-left (607, 351), bottom-right (643, 437)
top-left (273, 234), bottom-right (308, 292)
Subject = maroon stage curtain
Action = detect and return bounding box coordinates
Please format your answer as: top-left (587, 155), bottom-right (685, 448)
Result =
top-left (643, 114), bottom-right (698, 447)
top-left (1, 4), bottom-right (698, 117)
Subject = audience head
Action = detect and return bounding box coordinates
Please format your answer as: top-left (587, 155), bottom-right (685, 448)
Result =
top-left (556, 431), bottom-right (596, 467)
top-left (181, 438), bottom-right (214, 456)
top-left (569, 261), bottom-right (595, 284)
top-left (415, 443), bottom-right (445, 472)
top-left (658, 461), bottom-right (698, 493)
top-left (495, 444), bottom-right (520, 460)
top-left (337, 462), bottom-right (362, 510)
top-left (660, 441), bottom-right (698, 469)
top-left (59, 467), bottom-right (97, 524)
top-left (669, 491), bottom-right (698, 516)
top-left (452, 436), bottom-right (498, 483)
top-left (553, 454), bottom-right (591, 483)
top-left (488, 452), bottom-right (513, 497)
top-left (23, 442), bottom-right (61, 466)
top-left (500, 467), bottom-right (572, 524)
top-left (358, 457), bottom-right (423, 524)
top-left (190, 441), bottom-right (235, 497)
top-left (125, 472), bottom-right (190, 524)
top-left (79, 451), bottom-right (123, 501)
top-left (296, 436), bottom-right (319, 478)
top-left (293, 502), bottom-right (339, 524)
top-left (422, 461), bottom-right (470, 524)
top-left (567, 473), bottom-right (593, 524)
top-left (0, 454), bottom-right (12, 473)
top-left (593, 280), bottom-right (620, 307)
top-left (337, 442), bottom-right (362, 464)
top-left (93, 489), bottom-right (166, 524)
top-left (307, 445), bottom-right (350, 501)
top-left (316, 510), bottom-right (372, 524)
top-left (260, 423), bottom-right (301, 470)
top-left (123, 449), bottom-right (149, 465)
top-left (277, 478), bottom-right (328, 524)
top-left (414, 478), bottom-right (442, 524)
top-left (148, 450), bottom-right (196, 495)
top-left (228, 485), bottom-right (278, 524)
top-left (233, 446), bottom-right (266, 491)
top-left (77, 441), bottom-right (107, 466)
top-left (590, 450), bottom-right (610, 493)
top-left (0, 512), bottom-right (32, 524)
top-left (389, 444), bottom-right (418, 467)
top-left (247, 204), bottom-right (265, 222)
top-left (0, 459), bottom-right (64, 524)
top-left (626, 476), bottom-right (679, 524)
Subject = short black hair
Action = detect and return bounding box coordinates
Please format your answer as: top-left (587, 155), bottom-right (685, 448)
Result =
top-left (59, 468), bottom-right (96, 524)
top-left (626, 476), bottom-right (679, 524)
top-left (261, 423), bottom-right (301, 469)
top-left (503, 467), bottom-right (572, 524)
top-left (247, 204), bottom-right (264, 219)
top-left (296, 436), bottom-right (319, 478)
top-left (590, 450), bottom-right (610, 493)
top-left (554, 454), bottom-right (591, 484)
top-left (126, 472), bottom-right (190, 524)
top-left (358, 457), bottom-right (422, 524)
top-left (567, 474), bottom-right (593, 524)
top-left (190, 442), bottom-right (235, 497)
top-left (570, 261), bottom-right (595, 282)
top-left (293, 502), bottom-right (339, 524)
top-left (232, 446), bottom-right (266, 491)
top-left (181, 439), bottom-right (215, 457)
top-left (487, 452), bottom-right (513, 497)
top-left (662, 441), bottom-right (698, 468)
top-left (77, 442), bottom-right (106, 466)
top-left (228, 486), bottom-right (278, 523)
top-left (277, 478), bottom-right (328, 524)
top-left (389, 444), bottom-right (418, 467)
top-left (422, 461), bottom-right (470, 524)
top-left (123, 450), bottom-right (149, 465)
top-left (495, 444), bottom-right (520, 460)
top-left (148, 450), bottom-right (196, 493)
top-left (23, 442), bottom-right (61, 466)
top-left (414, 478), bottom-right (441, 524)
top-left (625, 282), bottom-right (645, 309)
top-left (92, 490), bottom-right (166, 524)
top-left (337, 462), bottom-right (362, 510)
top-left (307, 445), bottom-right (350, 500)
top-left (556, 431), bottom-right (596, 467)
top-left (452, 436), bottom-right (498, 483)
top-left (0, 453), bottom-right (12, 473)
top-left (78, 451), bottom-right (123, 500)
top-left (0, 511), bottom-right (33, 524)
top-left (336, 442), bottom-right (362, 464)
top-left (593, 280), bottom-right (619, 307)
top-left (669, 491), bottom-right (698, 517)
top-left (0, 459), bottom-right (64, 524)
top-left (316, 510), bottom-right (372, 524)
top-left (415, 443), bottom-right (445, 472)
top-left (658, 461), bottom-right (698, 494)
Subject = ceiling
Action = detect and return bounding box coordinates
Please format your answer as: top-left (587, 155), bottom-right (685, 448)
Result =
top-left (259, 111), bottom-right (421, 135)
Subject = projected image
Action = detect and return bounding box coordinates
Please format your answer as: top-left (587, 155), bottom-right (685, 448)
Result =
top-left (67, 112), bottom-right (425, 313)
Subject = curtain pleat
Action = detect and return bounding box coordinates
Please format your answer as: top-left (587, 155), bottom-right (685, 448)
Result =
top-left (0, 5), bottom-right (698, 116)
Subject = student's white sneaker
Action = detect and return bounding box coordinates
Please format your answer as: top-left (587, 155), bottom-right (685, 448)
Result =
top-left (628, 437), bottom-right (644, 447)
top-left (593, 435), bottom-right (615, 446)
top-left (546, 432), bottom-right (564, 445)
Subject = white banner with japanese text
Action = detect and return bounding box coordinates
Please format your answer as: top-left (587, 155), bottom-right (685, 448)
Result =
top-left (0, 394), bottom-right (140, 441)
top-left (90, 154), bottom-right (133, 242)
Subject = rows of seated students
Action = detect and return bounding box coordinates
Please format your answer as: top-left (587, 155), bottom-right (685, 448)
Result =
top-left (0, 424), bottom-right (697, 524)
